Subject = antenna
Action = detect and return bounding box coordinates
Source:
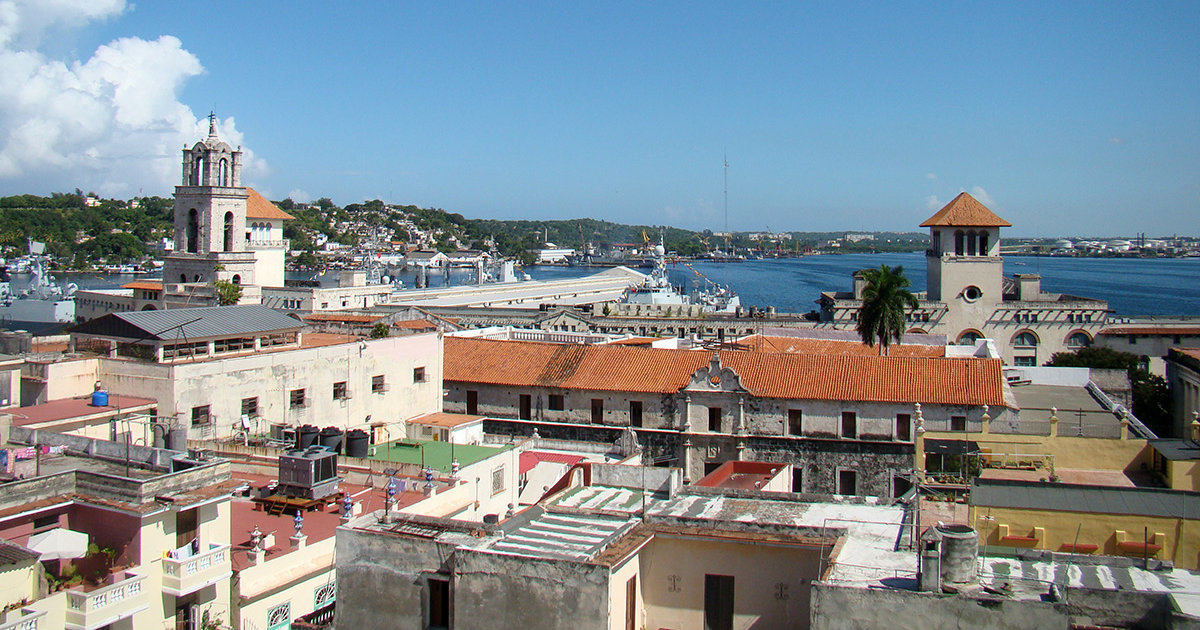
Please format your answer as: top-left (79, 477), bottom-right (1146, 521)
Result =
top-left (723, 150), bottom-right (729, 252)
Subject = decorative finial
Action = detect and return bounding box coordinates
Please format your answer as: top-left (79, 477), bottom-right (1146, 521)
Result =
top-left (293, 511), bottom-right (304, 534)
top-left (981, 404), bottom-right (990, 422)
top-left (208, 111), bottom-right (218, 138)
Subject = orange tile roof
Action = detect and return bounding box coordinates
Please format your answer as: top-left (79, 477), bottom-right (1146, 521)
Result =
top-left (1174, 348), bottom-right (1200, 362)
top-left (607, 337), bottom-right (659, 346)
top-left (739, 334), bottom-right (945, 358)
top-left (245, 188), bottom-right (295, 220)
top-left (920, 192), bottom-right (1011, 227)
top-left (410, 412), bottom-right (485, 428)
top-left (392, 319), bottom-right (439, 331)
top-left (1101, 326), bottom-right (1200, 336)
top-left (444, 337), bottom-right (1006, 406)
top-left (121, 280), bottom-right (163, 291)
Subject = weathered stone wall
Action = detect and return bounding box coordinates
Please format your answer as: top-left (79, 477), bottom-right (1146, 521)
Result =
top-left (483, 418), bottom-right (912, 497)
top-left (453, 549), bottom-right (610, 629)
top-left (810, 583), bottom-right (1069, 630)
top-left (334, 524), bottom-right (459, 630)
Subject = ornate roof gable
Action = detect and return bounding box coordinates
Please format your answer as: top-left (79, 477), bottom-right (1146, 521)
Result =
top-left (683, 352), bottom-right (747, 393)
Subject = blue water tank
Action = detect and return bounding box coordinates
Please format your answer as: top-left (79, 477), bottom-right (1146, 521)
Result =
top-left (90, 390), bottom-right (109, 407)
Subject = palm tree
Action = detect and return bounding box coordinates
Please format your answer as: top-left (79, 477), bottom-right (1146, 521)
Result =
top-left (856, 265), bottom-right (919, 355)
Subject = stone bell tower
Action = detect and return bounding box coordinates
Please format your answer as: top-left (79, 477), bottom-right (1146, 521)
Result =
top-left (162, 114), bottom-right (257, 293)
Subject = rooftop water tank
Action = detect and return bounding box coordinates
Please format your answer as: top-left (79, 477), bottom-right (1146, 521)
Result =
top-left (937, 524), bottom-right (978, 586)
top-left (345, 429), bottom-right (370, 458)
top-left (319, 427), bottom-right (344, 454)
top-left (296, 424), bottom-right (320, 449)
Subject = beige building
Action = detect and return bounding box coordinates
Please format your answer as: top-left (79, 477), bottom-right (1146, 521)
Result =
top-left (46, 305), bottom-right (443, 442)
top-left (820, 192), bottom-right (1110, 365)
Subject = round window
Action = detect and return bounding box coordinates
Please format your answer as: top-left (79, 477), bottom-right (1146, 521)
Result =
top-left (963, 286), bottom-right (982, 302)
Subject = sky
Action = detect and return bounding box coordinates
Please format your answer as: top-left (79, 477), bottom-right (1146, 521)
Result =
top-left (0, 1), bottom-right (1197, 237)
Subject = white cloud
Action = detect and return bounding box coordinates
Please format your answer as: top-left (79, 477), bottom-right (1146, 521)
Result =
top-left (968, 186), bottom-right (995, 206)
top-left (1108, 136), bottom-right (1125, 145)
top-left (287, 188), bottom-right (312, 204)
top-left (0, 0), bottom-right (266, 198)
top-left (925, 194), bottom-right (941, 210)
top-left (926, 173), bottom-right (937, 181)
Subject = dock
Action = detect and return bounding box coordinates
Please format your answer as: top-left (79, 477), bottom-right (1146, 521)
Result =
top-left (387, 267), bottom-right (645, 308)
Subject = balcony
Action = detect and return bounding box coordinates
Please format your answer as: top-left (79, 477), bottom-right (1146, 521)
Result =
top-left (161, 543), bottom-right (232, 596)
top-left (63, 570), bottom-right (150, 630)
top-left (0, 609), bottom-right (46, 630)
top-left (247, 239), bottom-right (290, 250)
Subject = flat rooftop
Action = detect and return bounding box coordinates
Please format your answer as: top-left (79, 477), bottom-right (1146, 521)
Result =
top-left (371, 438), bottom-right (512, 473)
top-left (229, 472), bottom-right (424, 572)
top-left (486, 510), bottom-right (635, 561)
top-left (9, 395), bottom-right (156, 427)
top-left (1008, 383), bottom-right (1118, 437)
top-left (408, 412), bottom-right (484, 429)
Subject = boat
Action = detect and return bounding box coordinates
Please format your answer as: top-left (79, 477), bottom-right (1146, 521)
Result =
top-left (619, 238), bottom-right (741, 314)
top-left (0, 241), bottom-right (77, 334)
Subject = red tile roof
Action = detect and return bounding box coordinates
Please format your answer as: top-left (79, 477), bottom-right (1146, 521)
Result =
top-left (409, 412), bottom-right (484, 428)
top-left (740, 334), bottom-right (945, 358)
top-left (245, 188), bottom-right (295, 220)
top-left (444, 337), bottom-right (1006, 406)
top-left (121, 280), bottom-right (163, 291)
top-left (519, 451), bottom-right (585, 475)
top-left (392, 319), bottom-right (439, 331)
top-left (920, 192), bottom-right (1012, 227)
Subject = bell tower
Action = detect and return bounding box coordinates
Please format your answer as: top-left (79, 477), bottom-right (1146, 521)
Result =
top-left (162, 114), bottom-right (257, 294)
top-left (921, 192), bottom-right (1010, 304)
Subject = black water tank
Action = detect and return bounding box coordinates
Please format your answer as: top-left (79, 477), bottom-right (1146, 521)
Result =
top-left (345, 429), bottom-right (370, 458)
top-left (482, 514), bottom-right (499, 524)
top-left (297, 424), bottom-right (320, 449)
top-left (319, 427), bottom-right (344, 454)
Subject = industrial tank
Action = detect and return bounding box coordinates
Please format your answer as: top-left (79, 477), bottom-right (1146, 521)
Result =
top-left (345, 429), bottom-right (370, 458)
top-left (937, 524), bottom-right (979, 585)
top-left (319, 427), bottom-right (344, 454)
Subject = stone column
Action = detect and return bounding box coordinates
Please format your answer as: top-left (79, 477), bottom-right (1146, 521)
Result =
top-left (913, 403), bottom-right (926, 484)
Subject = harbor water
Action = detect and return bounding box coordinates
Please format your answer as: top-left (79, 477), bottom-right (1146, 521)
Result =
top-left (11, 254), bottom-right (1199, 319)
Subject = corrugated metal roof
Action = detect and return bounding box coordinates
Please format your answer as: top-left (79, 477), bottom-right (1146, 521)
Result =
top-left (971, 478), bottom-right (1200, 519)
top-left (1149, 439), bottom-right (1200, 461)
top-left (71, 305), bottom-right (302, 341)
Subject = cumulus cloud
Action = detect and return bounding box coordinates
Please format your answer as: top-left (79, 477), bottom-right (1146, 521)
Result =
top-left (0, 0), bottom-right (266, 198)
top-left (925, 194), bottom-right (941, 210)
top-left (287, 189), bottom-right (312, 204)
top-left (968, 186), bottom-right (995, 206)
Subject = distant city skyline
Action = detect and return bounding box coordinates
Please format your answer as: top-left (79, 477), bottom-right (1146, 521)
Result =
top-left (0, 1), bottom-right (1196, 237)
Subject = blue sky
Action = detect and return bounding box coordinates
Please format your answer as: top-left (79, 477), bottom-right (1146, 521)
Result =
top-left (1, 2), bottom-right (1197, 236)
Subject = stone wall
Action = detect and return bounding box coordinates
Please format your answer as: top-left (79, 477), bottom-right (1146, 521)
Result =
top-left (453, 548), bottom-right (611, 629)
top-left (810, 583), bottom-right (1069, 630)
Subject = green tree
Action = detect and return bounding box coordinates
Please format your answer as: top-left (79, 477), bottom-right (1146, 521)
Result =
top-left (371, 323), bottom-right (390, 338)
top-left (855, 265), bottom-right (918, 355)
top-left (1047, 346), bottom-right (1172, 434)
top-left (212, 279), bottom-right (243, 306)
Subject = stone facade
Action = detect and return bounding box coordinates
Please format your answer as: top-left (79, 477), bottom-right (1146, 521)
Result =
top-left (446, 350), bottom-right (1007, 496)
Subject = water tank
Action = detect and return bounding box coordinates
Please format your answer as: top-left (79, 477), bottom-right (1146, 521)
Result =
top-left (482, 514), bottom-right (499, 524)
top-left (90, 390), bottom-right (109, 407)
top-left (296, 424), bottom-right (320, 449)
top-left (345, 429), bottom-right (370, 458)
top-left (319, 427), bottom-right (344, 454)
top-left (937, 524), bottom-right (979, 585)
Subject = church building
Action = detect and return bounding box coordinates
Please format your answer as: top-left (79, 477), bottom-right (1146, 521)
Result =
top-left (74, 115), bottom-right (293, 319)
top-left (819, 192), bottom-right (1109, 365)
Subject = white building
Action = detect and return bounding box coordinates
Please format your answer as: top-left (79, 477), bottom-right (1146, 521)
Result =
top-left (57, 305), bottom-right (443, 442)
top-left (820, 192), bottom-right (1109, 365)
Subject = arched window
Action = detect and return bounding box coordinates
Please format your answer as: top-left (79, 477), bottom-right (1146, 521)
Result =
top-left (954, 230), bottom-right (965, 256)
top-left (1013, 331), bottom-right (1039, 347)
top-left (192, 156), bottom-right (204, 185)
top-left (1067, 332), bottom-right (1092, 348)
top-left (232, 274), bottom-right (241, 285)
top-left (979, 231), bottom-right (989, 256)
top-left (180, 274), bottom-right (187, 283)
top-left (141, 304), bottom-right (157, 311)
top-left (194, 274), bottom-right (201, 282)
top-left (218, 158), bottom-right (229, 186)
top-left (223, 211), bottom-right (234, 252)
top-left (957, 330), bottom-right (983, 345)
top-left (187, 209), bottom-right (199, 253)
top-left (967, 230), bottom-right (977, 256)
